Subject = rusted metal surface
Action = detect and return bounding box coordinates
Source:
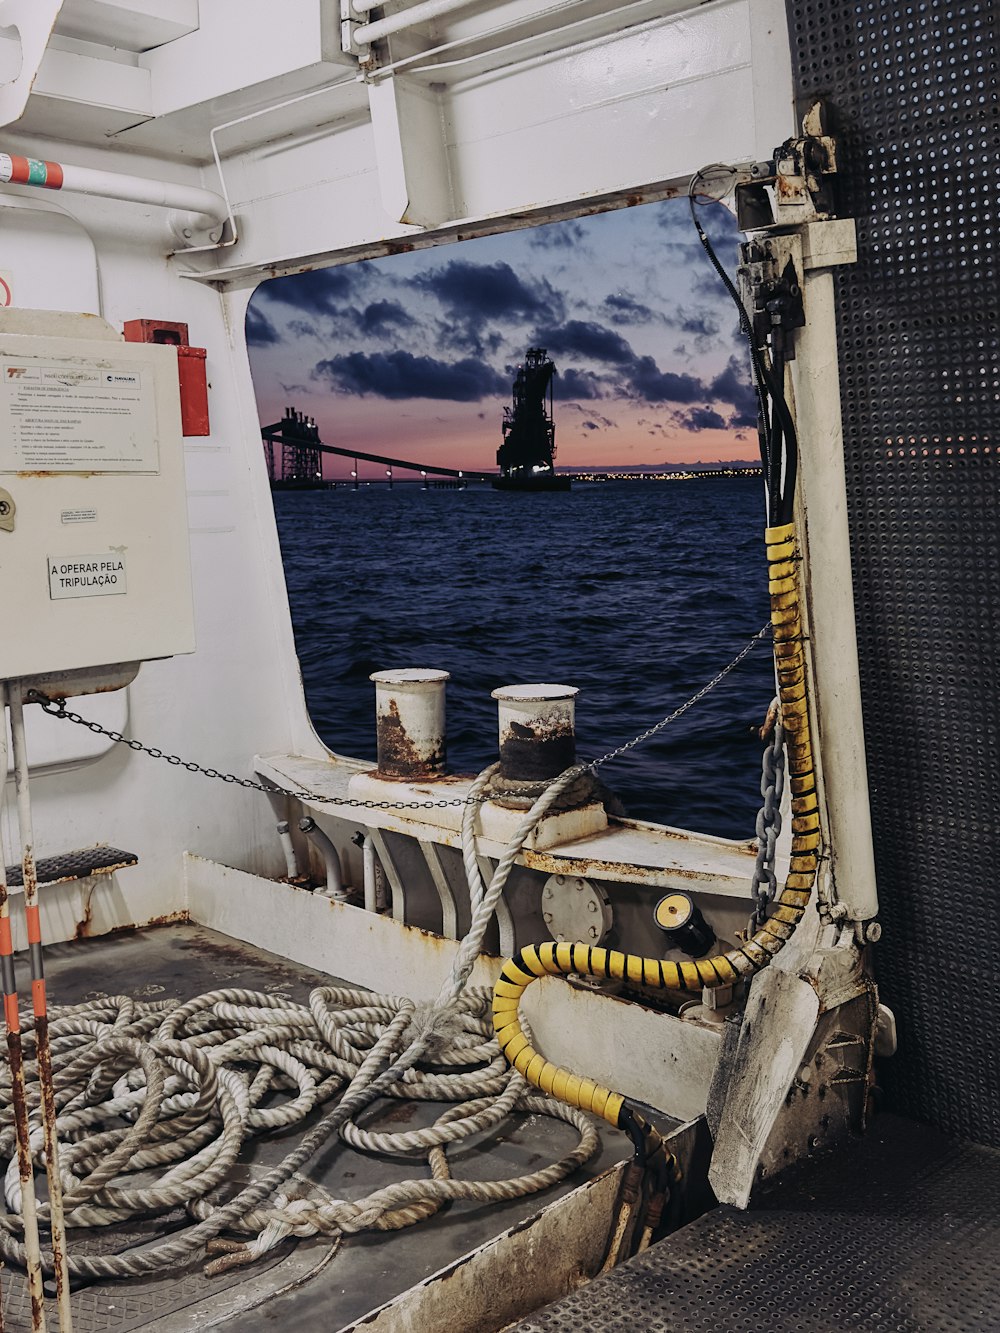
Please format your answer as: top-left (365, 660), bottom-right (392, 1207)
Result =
top-left (21, 845), bottom-right (37, 912)
top-left (499, 719), bottom-right (575, 782)
top-left (375, 698), bottom-right (444, 778)
top-left (7, 1031), bottom-right (46, 1331)
top-left (371, 670), bottom-right (449, 779)
top-left (493, 686), bottom-right (578, 783)
top-left (34, 1011), bottom-right (71, 1325)
top-left (338, 1163), bottom-right (628, 1333)
top-left (6, 846), bottom-right (138, 891)
top-left (73, 884), bottom-right (96, 941)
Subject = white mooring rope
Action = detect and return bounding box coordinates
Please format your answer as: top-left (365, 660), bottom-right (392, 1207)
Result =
top-left (0, 763), bottom-right (597, 1282)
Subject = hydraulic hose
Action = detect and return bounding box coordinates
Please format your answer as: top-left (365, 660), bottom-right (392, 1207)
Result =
top-left (492, 520), bottom-right (818, 1146)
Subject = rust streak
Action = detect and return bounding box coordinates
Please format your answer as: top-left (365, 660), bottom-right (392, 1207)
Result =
top-left (34, 1013), bottom-right (68, 1316)
top-left (74, 883), bottom-right (96, 940)
top-left (6, 1032), bottom-right (45, 1331)
top-left (376, 698), bottom-right (444, 779)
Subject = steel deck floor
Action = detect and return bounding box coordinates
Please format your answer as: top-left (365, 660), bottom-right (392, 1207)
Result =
top-left (3, 923), bottom-right (630, 1332)
top-left (511, 1114), bottom-right (1000, 1332)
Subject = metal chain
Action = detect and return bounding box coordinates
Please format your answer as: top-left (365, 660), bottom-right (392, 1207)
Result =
top-left (24, 624), bottom-right (770, 813)
top-left (750, 700), bottom-right (785, 929)
top-left (581, 624), bottom-right (773, 770)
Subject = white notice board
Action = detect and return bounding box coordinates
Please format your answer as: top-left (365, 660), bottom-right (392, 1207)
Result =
top-left (0, 354), bottom-right (159, 473)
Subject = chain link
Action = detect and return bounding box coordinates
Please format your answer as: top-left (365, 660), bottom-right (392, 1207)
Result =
top-left (25, 624), bottom-right (770, 813)
top-left (581, 625), bottom-right (773, 770)
top-left (749, 699), bottom-right (785, 929)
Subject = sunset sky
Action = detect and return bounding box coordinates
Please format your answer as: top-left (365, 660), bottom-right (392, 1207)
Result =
top-left (245, 196), bottom-right (757, 476)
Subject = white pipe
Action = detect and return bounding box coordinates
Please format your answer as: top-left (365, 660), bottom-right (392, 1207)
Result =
top-left (275, 820), bottom-right (300, 881)
top-left (353, 0), bottom-right (487, 47)
top-left (367, 0), bottom-right (636, 80)
top-left (362, 834), bottom-right (378, 913)
top-left (299, 817), bottom-right (347, 899)
top-left (0, 152), bottom-right (228, 239)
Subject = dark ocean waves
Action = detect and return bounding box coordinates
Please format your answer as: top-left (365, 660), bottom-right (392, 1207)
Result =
top-left (273, 478), bottom-right (773, 839)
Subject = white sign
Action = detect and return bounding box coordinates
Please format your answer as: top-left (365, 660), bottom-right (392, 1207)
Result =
top-left (61, 507), bottom-right (98, 524)
top-left (48, 553), bottom-right (127, 600)
top-left (0, 355), bottom-right (159, 473)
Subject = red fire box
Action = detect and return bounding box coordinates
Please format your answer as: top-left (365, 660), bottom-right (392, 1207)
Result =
top-left (123, 318), bottom-right (210, 436)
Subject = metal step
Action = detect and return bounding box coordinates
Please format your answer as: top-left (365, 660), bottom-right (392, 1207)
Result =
top-left (512, 1114), bottom-right (1000, 1331)
top-left (5, 846), bottom-right (138, 889)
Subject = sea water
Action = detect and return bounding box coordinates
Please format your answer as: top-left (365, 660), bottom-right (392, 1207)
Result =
top-left (273, 477), bottom-right (772, 839)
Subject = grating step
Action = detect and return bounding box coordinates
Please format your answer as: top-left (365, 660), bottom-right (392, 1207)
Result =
top-left (5, 846), bottom-right (138, 889)
top-left (511, 1114), bottom-right (1000, 1331)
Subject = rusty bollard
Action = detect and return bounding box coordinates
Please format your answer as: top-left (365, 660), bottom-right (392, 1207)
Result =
top-left (370, 669), bottom-right (449, 778)
top-left (490, 684), bottom-right (578, 783)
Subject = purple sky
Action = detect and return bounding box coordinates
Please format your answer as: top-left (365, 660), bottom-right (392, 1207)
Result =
top-left (246, 196), bottom-right (757, 475)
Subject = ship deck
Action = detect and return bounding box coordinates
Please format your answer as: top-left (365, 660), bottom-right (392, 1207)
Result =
top-left (2, 924), bottom-right (632, 1332)
top-left (512, 1113), bottom-right (1000, 1332)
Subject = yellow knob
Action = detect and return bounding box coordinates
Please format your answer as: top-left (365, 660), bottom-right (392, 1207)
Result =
top-left (654, 892), bottom-right (694, 931)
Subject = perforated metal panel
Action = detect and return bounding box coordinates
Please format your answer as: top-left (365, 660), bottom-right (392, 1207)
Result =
top-left (512, 1116), bottom-right (1000, 1331)
top-left (786, 0), bottom-right (1000, 1143)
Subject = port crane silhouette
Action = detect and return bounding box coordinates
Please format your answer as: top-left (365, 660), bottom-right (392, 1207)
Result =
top-left (262, 408), bottom-right (492, 487)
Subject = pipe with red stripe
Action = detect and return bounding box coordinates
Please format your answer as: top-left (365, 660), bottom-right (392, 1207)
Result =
top-left (0, 151), bottom-right (227, 235)
top-left (9, 686), bottom-right (72, 1332)
top-left (0, 690), bottom-right (46, 1331)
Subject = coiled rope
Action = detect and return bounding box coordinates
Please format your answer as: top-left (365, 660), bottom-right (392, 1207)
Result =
top-left (0, 766), bottom-right (598, 1282)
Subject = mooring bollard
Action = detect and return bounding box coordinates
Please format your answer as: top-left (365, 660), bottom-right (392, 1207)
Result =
top-left (370, 668), bottom-right (450, 778)
top-left (490, 684), bottom-right (579, 783)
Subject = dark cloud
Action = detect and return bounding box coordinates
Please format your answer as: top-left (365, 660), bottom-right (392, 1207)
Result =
top-left (536, 319), bottom-right (634, 365)
top-left (528, 220), bottom-right (586, 250)
top-left (581, 420), bottom-right (600, 431)
top-left (436, 319), bottom-right (504, 359)
top-left (603, 292), bottom-right (658, 325)
top-left (625, 356), bottom-right (706, 403)
top-left (710, 355), bottom-right (757, 427)
top-left (260, 265), bottom-right (366, 317)
top-left (675, 309), bottom-right (720, 338)
top-left (552, 367), bottom-right (608, 400)
top-left (416, 260), bottom-right (563, 323)
top-left (677, 405), bottom-right (728, 432)
top-left (313, 350), bottom-right (506, 401)
top-left (245, 305), bottom-right (279, 347)
top-left (360, 300), bottom-right (414, 335)
top-left (288, 318), bottom-right (318, 339)
top-left (570, 406), bottom-right (616, 428)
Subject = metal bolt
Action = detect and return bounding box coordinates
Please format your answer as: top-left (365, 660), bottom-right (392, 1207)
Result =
top-left (589, 926), bottom-right (598, 939)
top-left (798, 1065), bottom-right (813, 1084)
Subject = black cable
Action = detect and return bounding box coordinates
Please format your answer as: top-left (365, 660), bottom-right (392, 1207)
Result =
top-left (758, 351), bottom-right (799, 526)
top-left (687, 167), bottom-right (800, 527)
top-left (768, 348), bottom-right (785, 527)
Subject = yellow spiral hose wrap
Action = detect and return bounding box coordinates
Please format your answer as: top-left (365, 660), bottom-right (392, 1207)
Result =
top-left (492, 521), bottom-right (818, 1140)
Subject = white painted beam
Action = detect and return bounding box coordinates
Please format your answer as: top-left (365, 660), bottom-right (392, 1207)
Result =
top-left (54, 0), bottom-right (199, 54)
top-left (368, 74), bottom-right (454, 227)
